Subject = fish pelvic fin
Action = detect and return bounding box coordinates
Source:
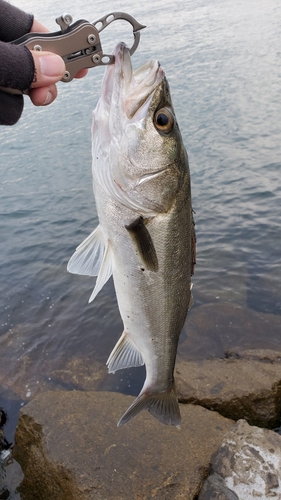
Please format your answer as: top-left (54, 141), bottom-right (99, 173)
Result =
top-left (107, 332), bottom-right (144, 373)
top-left (117, 381), bottom-right (181, 428)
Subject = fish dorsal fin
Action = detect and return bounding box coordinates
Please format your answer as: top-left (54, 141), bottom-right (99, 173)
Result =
top-left (106, 331), bottom-right (144, 374)
top-left (125, 216), bottom-right (158, 272)
top-left (67, 225), bottom-right (112, 303)
top-left (67, 225), bottom-right (106, 276)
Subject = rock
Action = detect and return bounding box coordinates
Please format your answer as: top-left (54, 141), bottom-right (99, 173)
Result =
top-left (0, 326), bottom-right (107, 401)
top-left (225, 348), bottom-right (281, 363)
top-left (180, 302), bottom-right (281, 359)
top-left (0, 456), bottom-right (23, 500)
top-left (45, 356), bottom-right (107, 392)
top-left (13, 391), bottom-right (234, 500)
top-left (198, 419), bottom-right (281, 499)
top-left (1, 407), bottom-right (23, 500)
top-left (175, 350), bottom-right (281, 428)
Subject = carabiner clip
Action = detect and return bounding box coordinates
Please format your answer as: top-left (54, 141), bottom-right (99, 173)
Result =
top-left (92, 11), bottom-right (146, 62)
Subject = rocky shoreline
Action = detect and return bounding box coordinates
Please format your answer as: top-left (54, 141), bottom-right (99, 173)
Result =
top-left (0, 346), bottom-right (279, 499)
top-left (13, 392), bottom-right (234, 500)
top-left (1, 300), bottom-right (281, 499)
top-left (176, 349), bottom-right (281, 428)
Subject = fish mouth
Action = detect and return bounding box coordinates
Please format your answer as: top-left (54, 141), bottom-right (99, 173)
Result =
top-left (101, 42), bottom-right (164, 120)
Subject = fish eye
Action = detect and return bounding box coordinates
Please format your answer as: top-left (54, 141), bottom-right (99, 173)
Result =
top-left (154, 107), bottom-right (174, 133)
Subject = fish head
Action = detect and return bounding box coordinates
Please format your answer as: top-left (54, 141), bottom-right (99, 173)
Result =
top-left (92, 42), bottom-right (188, 214)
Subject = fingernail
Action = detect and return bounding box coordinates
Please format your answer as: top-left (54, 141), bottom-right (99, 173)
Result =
top-left (39, 54), bottom-right (65, 77)
top-left (43, 91), bottom-right (53, 106)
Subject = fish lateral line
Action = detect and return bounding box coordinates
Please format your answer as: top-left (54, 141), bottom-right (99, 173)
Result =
top-left (125, 216), bottom-right (158, 272)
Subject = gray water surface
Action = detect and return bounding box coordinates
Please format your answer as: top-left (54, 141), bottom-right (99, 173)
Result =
top-left (1, 0), bottom-right (281, 496)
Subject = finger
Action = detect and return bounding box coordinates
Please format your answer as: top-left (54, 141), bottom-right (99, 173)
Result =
top-left (30, 20), bottom-right (88, 82)
top-left (29, 83), bottom-right (58, 106)
top-left (30, 20), bottom-right (49, 33)
top-left (74, 68), bottom-right (89, 79)
top-left (31, 50), bottom-right (66, 88)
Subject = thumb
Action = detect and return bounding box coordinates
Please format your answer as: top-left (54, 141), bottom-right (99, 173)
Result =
top-left (31, 50), bottom-right (66, 87)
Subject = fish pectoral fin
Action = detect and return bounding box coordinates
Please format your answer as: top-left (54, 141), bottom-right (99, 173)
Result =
top-left (117, 381), bottom-right (181, 428)
top-left (67, 225), bottom-right (113, 303)
top-left (106, 332), bottom-right (144, 373)
top-left (125, 216), bottom-right (158, 272)
top-left (88, 241), bottom-right (112, 303)
top-left (67, 225), bottom-right (106, 277)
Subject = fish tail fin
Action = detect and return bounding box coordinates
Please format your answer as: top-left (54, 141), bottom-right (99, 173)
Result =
top-left (117, 381), bottom-right (181, 428)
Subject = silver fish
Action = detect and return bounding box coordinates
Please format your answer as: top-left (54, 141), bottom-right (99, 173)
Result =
top-left (68, 42), bottom-right (196, 427)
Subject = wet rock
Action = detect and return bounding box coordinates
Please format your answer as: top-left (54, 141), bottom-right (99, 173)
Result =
top-left (198, 419), bottom-right (281, 499)
top-left (1, 406), bottom-right (23, 500)
top-left (0, 456), bottom-right (23, 500)
top-left (180, 302), bottom-right (281, 359)
top-left (13, 391), bottom-right (234, 500)
top-left (44, 356), bottom-right (107, 392)
top-left (225, 348), bottom-right (281, 363)
top-left (0, 326), bottom-right (107, 401)
top-left (175, 349), bottom-right (281, 428)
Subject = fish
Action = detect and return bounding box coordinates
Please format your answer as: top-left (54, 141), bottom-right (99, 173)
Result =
top-left (67, 42), bottom-right (196, 427)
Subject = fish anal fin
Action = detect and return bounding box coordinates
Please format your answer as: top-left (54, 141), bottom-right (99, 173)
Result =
top-left (117, 381), bottom-right (181, 427)
top-left (106, 332), bottom-right (144, 373)
top-left (125, 216), bottom-right (158, 272)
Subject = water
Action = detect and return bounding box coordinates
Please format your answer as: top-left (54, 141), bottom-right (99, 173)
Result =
top-left (1, 0), bottom-right (281, 496)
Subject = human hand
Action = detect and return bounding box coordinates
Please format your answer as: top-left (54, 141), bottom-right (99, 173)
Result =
top-left (0, 6), bottom-right (88, 125)
top-left (28, 20), bottom-right (88, 106)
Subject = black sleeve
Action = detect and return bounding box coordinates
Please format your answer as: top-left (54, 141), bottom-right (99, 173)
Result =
top-left (0, 0), bottom-right (35, 125)
top-left (0, 0), bottom-right (33, 42)
top-left (0, 43), bottom-right (34, 126)
top-left (0, 91), bottom-right (23, 125)
top-left (0, 42), bottom-right (34, 89)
